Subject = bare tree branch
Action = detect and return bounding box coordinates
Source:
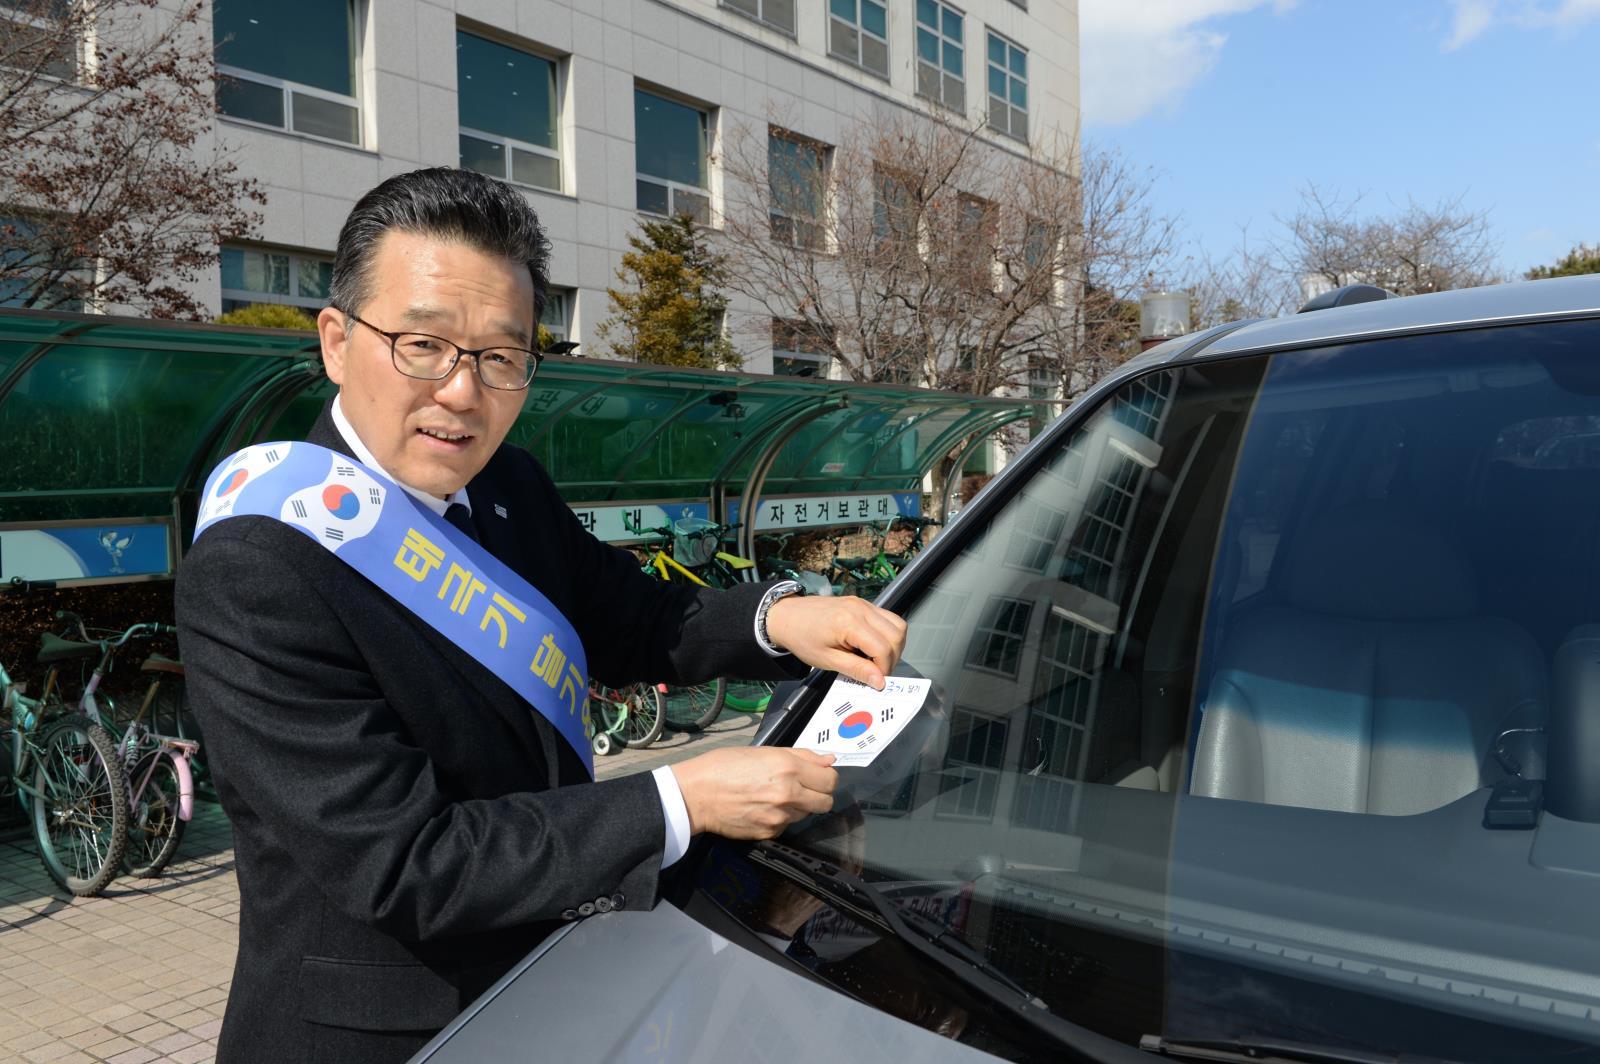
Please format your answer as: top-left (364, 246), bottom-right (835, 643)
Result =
top-left (0, 0), bottom-right (263, 318)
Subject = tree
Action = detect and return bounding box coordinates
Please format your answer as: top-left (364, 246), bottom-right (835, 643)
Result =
top-left (1527, 243), bottom-right (1600, 280)
top-left (718, 111), bottom-right (1177, 516)
top-left (1278, 185), bottom-right (1502, 298)
top-left (215, 303), bottom-right (316, 330)
top-left (596, 213), bottom-right (739, 369)
top-left (718, 110), bottom-right (1177, 400)
top-left (1186, 225), bottom-right (1296, 330)
top-left (0, 0), bottom-right (263, 318)
top-left (1189, 187), bottom-right (1504, 323)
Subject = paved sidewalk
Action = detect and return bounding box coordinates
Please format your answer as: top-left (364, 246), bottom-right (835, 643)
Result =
top-left (0, 713), bottom-right (760, 1063)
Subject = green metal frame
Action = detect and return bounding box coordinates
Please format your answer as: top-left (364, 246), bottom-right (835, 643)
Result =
top-left (0, 307), bottom-right (1059, 566)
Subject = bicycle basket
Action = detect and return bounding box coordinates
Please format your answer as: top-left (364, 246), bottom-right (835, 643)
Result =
top-left (672, 518), bottom-right (720, 568)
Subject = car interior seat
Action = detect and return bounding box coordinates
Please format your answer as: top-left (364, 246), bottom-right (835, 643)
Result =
top-left (1190, 504), bottom-right (1546, 815)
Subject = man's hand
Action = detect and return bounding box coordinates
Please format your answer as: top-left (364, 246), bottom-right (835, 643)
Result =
top-left (765, 595), bottom-right (908, 690)
top-left (671, 747), bottom-right (839, 838)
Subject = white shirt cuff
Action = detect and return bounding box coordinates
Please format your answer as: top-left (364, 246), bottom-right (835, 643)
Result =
top-left (652, 765), bottom-right (693, 869)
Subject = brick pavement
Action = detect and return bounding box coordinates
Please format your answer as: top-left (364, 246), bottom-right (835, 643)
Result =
top-left (0, 711), bottom-right (761, 1063)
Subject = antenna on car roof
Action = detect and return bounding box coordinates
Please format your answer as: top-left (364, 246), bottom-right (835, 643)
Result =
top-left (1297, 283), bottom-right (1395, 314)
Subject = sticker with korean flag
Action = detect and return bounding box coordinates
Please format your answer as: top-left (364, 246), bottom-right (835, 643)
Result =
top-left (797, 673), bottom-right (932, 767)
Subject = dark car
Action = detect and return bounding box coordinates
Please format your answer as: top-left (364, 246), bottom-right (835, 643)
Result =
top-left (416, 275), bottom-right (1600, 1063)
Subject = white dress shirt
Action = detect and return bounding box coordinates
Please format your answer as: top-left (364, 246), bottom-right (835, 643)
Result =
top-left (329, 395), bottom-right (694, 868)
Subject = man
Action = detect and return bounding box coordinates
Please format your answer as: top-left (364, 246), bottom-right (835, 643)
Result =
top-left (176, 168), bottom-right (907, 1064)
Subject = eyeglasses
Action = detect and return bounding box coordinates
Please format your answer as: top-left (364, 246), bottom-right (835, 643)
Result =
top-left (344, 313), bottom-right (543, 391)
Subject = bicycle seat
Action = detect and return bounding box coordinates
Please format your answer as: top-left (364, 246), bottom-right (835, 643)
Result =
top-left (140, 653), bottom-right (184, 676)
top-left (35, 632), bottom-right (100, 664)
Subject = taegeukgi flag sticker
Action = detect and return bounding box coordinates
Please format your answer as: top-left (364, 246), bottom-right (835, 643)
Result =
top-left (797, 674), bottom-right (931, 767)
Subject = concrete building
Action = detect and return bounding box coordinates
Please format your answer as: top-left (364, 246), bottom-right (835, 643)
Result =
top-left (207, 0), bottom-right (1081, 373)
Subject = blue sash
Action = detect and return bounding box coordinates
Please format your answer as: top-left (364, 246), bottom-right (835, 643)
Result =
top-left (195, 442), bottom-right (593, 777)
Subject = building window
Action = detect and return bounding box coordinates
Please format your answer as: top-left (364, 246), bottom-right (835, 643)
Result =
top-left (986, 31), bottom-right (1027, 142)
top-left (220, 246), bottom-right (333, 313)
top-left (457, 30), bottom-right (561, 193)
top-left (915, 0), bottom-right (964, 112)
top-left (1003, 499), bottom-right (1066, 572)
top-left (828, 0), bottom-right (888, 78)
top-left (771, 319), bottom-right (830, 377)
top-left (768, 130), bottom-right (827, 248)
top-left (0, 215), bottom-right (82, 310)
top-left (721, 0), bottom-right (795, 35)
top-left (936, 707), bottom-right (1008, 821)
top-left (964, 595), bottom-right (1031, 677)
top-left (872, 167), bottom-right (917, 248)
top-left (634, 89), bottom-right (710, 224)
top-left (540, 287), bottom-right (572, 345)
top-left (1, 1), bottom-right (77, 81)
top-left (214, 0), bottom-right (361, 145)
top-left (904, 586), bottom-right (967, 668)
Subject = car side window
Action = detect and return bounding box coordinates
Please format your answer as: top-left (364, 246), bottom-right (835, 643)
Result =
top-left (877, 359), bottom-right (1263, 825)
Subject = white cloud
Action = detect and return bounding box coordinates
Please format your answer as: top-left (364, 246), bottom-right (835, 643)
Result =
top-left (1080, 0), bottom-right (1297, 127)
top-left (1443, 0), bottom-right (1496, 49)
top-left (1440, 0), bottom-right (1600, 49)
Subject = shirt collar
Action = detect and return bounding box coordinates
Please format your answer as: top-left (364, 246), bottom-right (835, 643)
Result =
top-left (330, 394), bottom-right (471, 519)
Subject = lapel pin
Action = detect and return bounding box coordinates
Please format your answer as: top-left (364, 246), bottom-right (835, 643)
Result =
top-left (494, 504), bottom-right (508, 519)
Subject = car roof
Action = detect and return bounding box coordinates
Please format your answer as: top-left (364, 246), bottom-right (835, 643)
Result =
top-left (1130, 274), bottom-right (1600, 373)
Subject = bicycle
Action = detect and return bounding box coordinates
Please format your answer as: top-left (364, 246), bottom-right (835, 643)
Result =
top-left (753, 530), bottom-right (836, 598)
top-left (46, 610), bottom-right (200, 879)
top-left (1, 578), bottom-right (130, 896)
top-left (827, 516), bottom-right (940, 600)
top-left (587, 679), bottom-right (664, 756)
top-left (624, 515), bottom-right (775, 732)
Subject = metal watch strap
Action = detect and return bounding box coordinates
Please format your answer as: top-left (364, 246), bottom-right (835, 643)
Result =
top-left (756, 579), bottom-right (806, 652)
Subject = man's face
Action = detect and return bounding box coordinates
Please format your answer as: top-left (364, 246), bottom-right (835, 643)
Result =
top-left (317, 230), bottom-right (534, 497)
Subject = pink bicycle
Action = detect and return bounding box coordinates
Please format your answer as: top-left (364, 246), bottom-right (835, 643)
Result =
top-left (42, 611), bottom-right (199, 879)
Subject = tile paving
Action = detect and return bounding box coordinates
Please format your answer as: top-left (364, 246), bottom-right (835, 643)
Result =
top-left (0, 711), bottom-right (761, 1062)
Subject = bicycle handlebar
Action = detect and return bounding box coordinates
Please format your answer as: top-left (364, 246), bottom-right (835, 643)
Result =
top-left (7, 576), bottom-right (56, 593)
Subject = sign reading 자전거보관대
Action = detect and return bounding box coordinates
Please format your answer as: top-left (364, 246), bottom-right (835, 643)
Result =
top-left (726, 492), bottom-right (920, 532)
top-left (0, 520), bottom-right (172, 584)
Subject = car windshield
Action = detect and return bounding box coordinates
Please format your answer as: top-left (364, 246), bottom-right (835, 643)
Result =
top-left (693, 318), bottom-right (1600, 1063)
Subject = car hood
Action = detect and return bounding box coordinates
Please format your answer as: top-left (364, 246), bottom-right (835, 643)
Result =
top-left (410, 902), bottom-right (999, 1063)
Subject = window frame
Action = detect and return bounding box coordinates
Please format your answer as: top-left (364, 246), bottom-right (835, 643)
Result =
top-left (718, 0), bottom-right (797, 36)
top-left (827, 0), bottom-right (890, 80)
top-left (455, 28), bottom-right (564, 194)
top-left (914, 0), bottom-right (966, 114)
top-left (540, 287), bottom-right (574, 344)
top-left (964, 594), bottom-right (1033, 678)
top-left (985, 30), bottom-right (1028, 143)
top-left (934, 705), bottom-right (1010, 822)
top-left (215, 63), bottom-right (363, 148)
top-left (767, 129), bottom-right (829, 250)
top-left (771, 318), bottom-right (831, 377)
top-left (220, 245), bottom-right (335, 313)
top-left (634, 88), bottom-right (713, 225)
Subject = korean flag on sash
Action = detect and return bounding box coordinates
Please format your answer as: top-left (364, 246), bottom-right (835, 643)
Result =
top-left (279, 456), bottom-right (385, 552)
top-left (198, 443), bottom-right (292, 526)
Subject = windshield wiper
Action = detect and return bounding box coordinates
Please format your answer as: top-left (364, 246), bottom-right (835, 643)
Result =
top-left (1140, 1033), bottom-right (1446, 1064)
top-left (747, 840), bottom-right (1139, 1064)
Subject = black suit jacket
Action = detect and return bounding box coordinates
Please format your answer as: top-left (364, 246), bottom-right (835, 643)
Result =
top-left (176, 404), bottom-right (801, 1064)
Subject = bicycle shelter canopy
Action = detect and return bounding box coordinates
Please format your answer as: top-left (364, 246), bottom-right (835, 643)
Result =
top-left (0, 308), bottom-right (1044, 583)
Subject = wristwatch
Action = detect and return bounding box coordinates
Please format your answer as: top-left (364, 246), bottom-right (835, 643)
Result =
top-left (755, 579), bottom-right (806, 654)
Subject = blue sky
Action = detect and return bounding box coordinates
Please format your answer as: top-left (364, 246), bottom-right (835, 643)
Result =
top-left (1080, 0), bottom-right (1600, 281)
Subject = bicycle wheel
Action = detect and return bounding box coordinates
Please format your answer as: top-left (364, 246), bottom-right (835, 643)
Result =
top-left (123, 751), bottom-right (185, 878)
top-left (32, 714), bottom-right (129, 897)
top-left (726, 679), bottom-right (777, 713)
top-left (592, 682), bottom-right (664, 748)
top-left (661, 678), bottom-right (727, 732)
